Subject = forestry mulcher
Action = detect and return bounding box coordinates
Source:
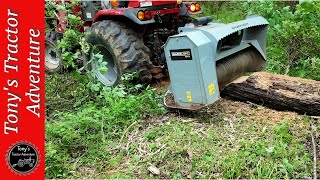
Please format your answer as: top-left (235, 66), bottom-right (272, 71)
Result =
top-left (45, 0), bottom-right (268, 110)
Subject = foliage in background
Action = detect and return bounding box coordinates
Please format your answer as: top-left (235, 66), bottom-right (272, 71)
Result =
top-left (201, 1), bottom-right (320, 80)
top-left (245, 1), bottom-right (320, 80)
top-left (199, 1), bottom-right (244, 23)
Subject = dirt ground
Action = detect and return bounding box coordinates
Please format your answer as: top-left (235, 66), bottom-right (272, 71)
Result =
top-left (144, 76), bottom-right (319, 178)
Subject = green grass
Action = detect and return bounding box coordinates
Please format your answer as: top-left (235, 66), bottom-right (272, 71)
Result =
top-left (46, 72), bottom-right (317, 178)
top-left (45, 72), bottom-right (90, 114)
top-left (107, 112), bottom-right (314, 179)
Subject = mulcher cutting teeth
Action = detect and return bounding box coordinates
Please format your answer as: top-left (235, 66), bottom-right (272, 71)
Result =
top-left (216, 47), bottom-right (265, 89)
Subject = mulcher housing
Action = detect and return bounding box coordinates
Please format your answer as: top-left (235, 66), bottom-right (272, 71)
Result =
top-left (164, 16), bottom-right (269, 109)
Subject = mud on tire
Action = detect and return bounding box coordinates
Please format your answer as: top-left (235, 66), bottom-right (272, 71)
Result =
top-left (85, 20), bottom-right (152, 86)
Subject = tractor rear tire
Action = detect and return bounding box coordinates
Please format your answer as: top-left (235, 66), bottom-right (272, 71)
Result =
top-left (85, 20), bottom-right (152, 86)
top-left (45, 31), bottom-right (63, 73)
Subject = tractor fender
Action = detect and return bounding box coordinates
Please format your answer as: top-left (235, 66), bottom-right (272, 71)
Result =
top-left (93, 9), bottom-right (155, 25)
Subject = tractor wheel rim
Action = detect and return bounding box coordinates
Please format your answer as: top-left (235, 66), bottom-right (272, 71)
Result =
top-left (45, 44), bottom-right (60, 69)
top-left (92, 45), bottom-right (118, 86)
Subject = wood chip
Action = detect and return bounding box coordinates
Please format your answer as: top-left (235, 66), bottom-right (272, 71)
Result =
top-left (148, 165), bottom-right (160, 175)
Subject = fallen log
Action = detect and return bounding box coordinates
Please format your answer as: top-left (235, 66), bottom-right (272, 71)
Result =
top-left (221, 72), bottom-right (320, 116)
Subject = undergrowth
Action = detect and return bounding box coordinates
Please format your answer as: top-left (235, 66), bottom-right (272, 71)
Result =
top-left (98, 113), bottom-right (314, 179)
top-left (46, 0), bottom-right (85, 70)
top-left (45, 73), bottom-right (165, 178)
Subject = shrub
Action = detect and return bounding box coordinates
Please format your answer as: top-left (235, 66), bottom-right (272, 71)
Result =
top-left (45, 73), bottom-right (165, 178)
top-left (46, 0), bottom-right (85, 70)
top-left (244, 1), bottom-right (320, 80)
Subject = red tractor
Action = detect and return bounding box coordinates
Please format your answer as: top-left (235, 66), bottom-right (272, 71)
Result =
top-left (45, 0), bottom-right (202, 86)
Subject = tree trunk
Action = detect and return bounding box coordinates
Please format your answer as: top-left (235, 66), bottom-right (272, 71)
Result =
top-left (285, 1), bottom-right (299, 12)
top-left (221, 72), bottom-right (320, 116)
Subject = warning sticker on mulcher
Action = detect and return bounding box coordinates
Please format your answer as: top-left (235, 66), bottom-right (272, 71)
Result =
top-left (170, 49), bottom-right (192, 60)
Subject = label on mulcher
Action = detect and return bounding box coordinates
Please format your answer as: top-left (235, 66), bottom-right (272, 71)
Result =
top-left (170, 49), bottom-right (192, 60)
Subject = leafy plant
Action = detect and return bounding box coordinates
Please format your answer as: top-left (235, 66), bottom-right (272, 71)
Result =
top-left (244, 1), bottom-right (320, 80)
top-left (46, 0), bottom-right (85, 70)
top-left (46, 69), bottom-right (165, 178)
